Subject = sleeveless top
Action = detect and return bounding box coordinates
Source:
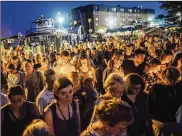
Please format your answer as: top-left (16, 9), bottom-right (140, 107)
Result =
top-left (2, 101), bottom-right (37, 136)
top-left (50, 102), bottom-right (78, 136)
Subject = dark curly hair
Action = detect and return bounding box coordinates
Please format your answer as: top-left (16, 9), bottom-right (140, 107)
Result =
top-left (95, 98), bottom-right (134, 127)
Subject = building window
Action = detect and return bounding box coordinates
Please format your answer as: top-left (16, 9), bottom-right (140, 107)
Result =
top-left (96, 23), bottom-right (99, 26)
top-left (123, 18), bottom-right (125, 21)
top-left (120, 8), bottom-right (124, 13)
top-left (96, 18), bottom-right (98, 21)
top-left (135, 10), bottom-right (137, 13)
top-left (128, 9), bottom-right (132, 13)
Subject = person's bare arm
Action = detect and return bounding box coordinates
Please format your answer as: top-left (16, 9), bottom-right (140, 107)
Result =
top-left (91, 67), bottom-right (97, 83)
top-left (43, 107), bottom-right (55, 136)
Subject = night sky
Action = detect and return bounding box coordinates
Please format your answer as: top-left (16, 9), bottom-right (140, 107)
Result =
top-left (1, 1), bottom-right (167, 37)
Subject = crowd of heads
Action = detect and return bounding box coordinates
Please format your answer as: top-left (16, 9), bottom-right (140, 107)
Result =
top-left (1, 33), bottom-right (182, 136)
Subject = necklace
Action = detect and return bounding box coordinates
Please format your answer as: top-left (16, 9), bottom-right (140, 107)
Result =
top-left (57, 103), bottom-right (70, 127)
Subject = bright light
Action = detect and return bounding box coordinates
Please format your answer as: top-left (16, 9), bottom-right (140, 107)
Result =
top-left (109, 20), bottom-right (114, 26)
top-left (98, 29), bottom-right (104, 34)
top-left (176, 12), bottom-right (181, 17)
top-left (58, 17), bottom-right (64, 24)
top-left (148, 17), bottom-right (153, 21)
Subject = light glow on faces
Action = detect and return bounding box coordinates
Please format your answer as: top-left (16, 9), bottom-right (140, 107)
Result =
top-left (132, 84), bottom-right (142, 95)
top-left (56, 85), bottom-right (73, 104)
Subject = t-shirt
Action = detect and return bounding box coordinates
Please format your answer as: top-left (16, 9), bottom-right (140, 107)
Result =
top-left (122, 59), bottom-right (145, 76)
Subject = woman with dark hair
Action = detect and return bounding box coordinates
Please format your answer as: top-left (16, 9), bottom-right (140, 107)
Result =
top-left (86, 48), bottom-right (92, 59)
top-left (81, 98), bottom-right (134, 136)
top-left (77, 54), bottom-right (97, 84)
top-left (122, 73), bottom-right (147, 136)
top-left (142, 58), bottom-right (161, 94)
top-left (1, 85), bottom-right (40, 136)
top-left (103, 50), bottom-right (124, 82)
top-left (23, 119), bottom-right (50, 136)
top-left (43, 77), bottom-right (81, 136)
top-left (147, 67), bottom-right (182, 135)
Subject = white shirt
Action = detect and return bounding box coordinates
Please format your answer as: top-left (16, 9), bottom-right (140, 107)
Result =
top-left (36, 88), bottom-right (55, 114)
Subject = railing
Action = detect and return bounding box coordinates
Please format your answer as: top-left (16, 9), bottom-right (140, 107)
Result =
top-left (26, 27), bottom-right (56, 34)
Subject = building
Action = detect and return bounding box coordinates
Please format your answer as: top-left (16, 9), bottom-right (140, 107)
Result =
top-left (69, 4), bottom-right (155, 34)
top-left (26, 15), bottom-right (72, 51)
top-left (26, 15), bottom-right (57, 46)
top-left (1, 33), bottom-right (24, 49)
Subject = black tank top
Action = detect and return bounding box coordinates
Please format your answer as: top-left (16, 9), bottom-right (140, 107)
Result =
top-left (2, 101), bottom-right (36, 136)
top-left (50, 102), bottom-right (78, 136)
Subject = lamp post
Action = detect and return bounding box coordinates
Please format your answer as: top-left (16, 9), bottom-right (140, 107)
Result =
top-left (57, 13), bottom-right (64, 48)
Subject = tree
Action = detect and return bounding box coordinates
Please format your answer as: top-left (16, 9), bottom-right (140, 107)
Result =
top-left (155, 14), bottom-right (166, 20)
top-left (160, 2), bottom-right (182, 26)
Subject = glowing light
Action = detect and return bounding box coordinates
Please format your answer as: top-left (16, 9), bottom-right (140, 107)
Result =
top-left (148, 17), bottom-right (153, 21)
top-left (109, 20), bottom-right (114, 27)
top-left (58, 17), bottom-right (64, 24)
top-left (176, 12), bottom-right (181, 17)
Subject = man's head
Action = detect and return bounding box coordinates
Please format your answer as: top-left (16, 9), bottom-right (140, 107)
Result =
top-left (23, 59), bottom-right (34, 74)
top-left (60, 50), bottom-right (70, 65)
top-left (134, 49), bottom-right (145, 65)
top-left (44, 69), bottom-right (56, 90)
top-left (11, 56), bottom-right (20, 69)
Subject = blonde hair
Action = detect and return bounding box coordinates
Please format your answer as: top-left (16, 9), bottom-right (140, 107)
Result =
top-left (104, 73), bottom-right (124, 94)
top-left (22, 119), bottom-right (49, 136)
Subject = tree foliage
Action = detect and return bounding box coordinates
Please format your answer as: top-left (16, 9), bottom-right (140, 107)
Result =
top-left (160, 1), bottom-right (182, 26)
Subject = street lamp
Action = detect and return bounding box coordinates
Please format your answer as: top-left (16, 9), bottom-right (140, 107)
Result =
top-left (57, 17), bottom-right (64, 28)
top-left (57, 12), bottom-right (64, 48)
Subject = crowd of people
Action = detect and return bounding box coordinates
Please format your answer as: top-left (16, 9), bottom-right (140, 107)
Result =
top-left (1, 33), bottom-right (182, 136)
